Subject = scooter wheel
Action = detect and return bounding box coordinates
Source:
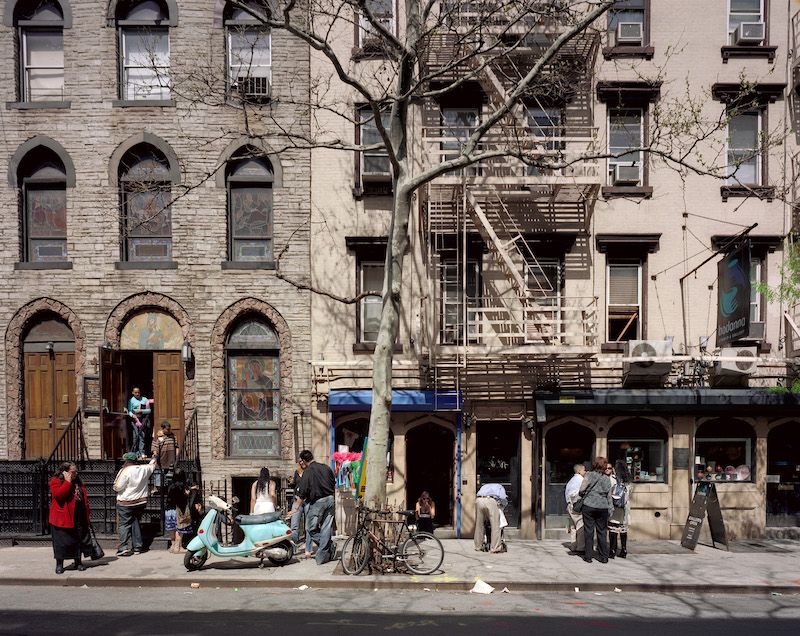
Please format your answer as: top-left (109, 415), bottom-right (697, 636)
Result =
top-left (184, 549), bottom-right (208, 571)
top-left (267, 540), bottom-right (294, 566)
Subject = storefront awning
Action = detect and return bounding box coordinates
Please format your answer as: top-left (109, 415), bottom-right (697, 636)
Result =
top-left (328, 389), bottom-right (462, 412)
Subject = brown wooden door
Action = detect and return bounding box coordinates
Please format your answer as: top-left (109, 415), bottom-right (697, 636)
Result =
top-left (24, 353), bottom-right (55, 459)
top-left (153, 352), bottom-right (184, 448)
top-left (100, 348), bottom-right (126, 459)
top-left (24, 352), bottom-right (76, 459)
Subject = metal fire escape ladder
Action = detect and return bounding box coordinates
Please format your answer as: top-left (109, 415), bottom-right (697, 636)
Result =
top-left (465, 188), bottom-right (554, 343)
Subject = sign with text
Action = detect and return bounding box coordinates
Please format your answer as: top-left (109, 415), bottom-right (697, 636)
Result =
top-left (716, 240), bottom-right (751, 346)
top-left (681, 481), bottom-right (728, 551)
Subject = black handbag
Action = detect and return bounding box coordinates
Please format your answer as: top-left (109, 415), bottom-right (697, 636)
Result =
top-left (573, 474), bottom-right (599, 513)
top-left (89, 525), bottom-right (105, 561)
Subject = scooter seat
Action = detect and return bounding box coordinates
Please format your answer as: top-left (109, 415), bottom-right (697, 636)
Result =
top-left (235, 512), bottom-right (282, 525)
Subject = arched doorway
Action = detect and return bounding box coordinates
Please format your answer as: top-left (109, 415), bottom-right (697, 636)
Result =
top-left (544, 422), bottom-right (595, 530)
top-left (767, 422), bottom-right (800, 527)
top-left (101, 309), bottom-right (184, 458)
top-left (22, 315), bottom-right (76, 458)
top-left (406, 422), bottom-right (454, 527)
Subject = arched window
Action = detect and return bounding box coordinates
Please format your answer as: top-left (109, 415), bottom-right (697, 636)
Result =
top-left (13, 1), bottom-right (65, 102)
top-left (226, 148), bottom-right (274, 262)
top-left (695, 419), bottom-right (755, 483)
top-left (119, 143), bottom-right (173, 262)
top-left (608, 418), bottom-right (668, 483)
top-left (115, 1), bottom-right (171, 100)
top-left (225, 316), bottom-right (280, 457)
top-left (224, 1), bottom-right (271, 100)
top-left (18, 146), bottom-right (68, 262)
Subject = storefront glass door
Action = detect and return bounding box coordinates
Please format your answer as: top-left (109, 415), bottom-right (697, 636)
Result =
top-left (477, 422), bottom-right (521, 527)
top-left (544, 422), bottom-right (595, 530)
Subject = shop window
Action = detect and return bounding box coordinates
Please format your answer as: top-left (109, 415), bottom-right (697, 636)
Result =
top-left (607, 418), bottom-right (667, 483)
top-left (695, 419), bottom-right (755, 483)
top-left (607, 260), bottom-right (642, 342)
top-left (119, 143), bottom-right (173, 262)
top-left (13, 1), bottom-right (65, 102)
top-left (225, 1), bottom-right (271, 101)
top-left (226, 148), bottom-right (274, 262)
top-left (334, 418), bottom-right (393, 481)
top-left (225, 317), bottom-right (281, 458)
top-left (18, 146), bottom-right (68, 263)
top-left (116, 1), bottom-right (171, 101)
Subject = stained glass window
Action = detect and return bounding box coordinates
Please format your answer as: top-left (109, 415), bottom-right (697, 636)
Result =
top-left (226, 317), bottom-right (280, 457)
top-left (20, 149), bottom-right (68, 263)
top-left (227, 150), bottom-right (273, 262)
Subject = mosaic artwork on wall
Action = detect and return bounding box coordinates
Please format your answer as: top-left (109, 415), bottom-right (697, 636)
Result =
top-left (120, 311), bottom-right (182, 350)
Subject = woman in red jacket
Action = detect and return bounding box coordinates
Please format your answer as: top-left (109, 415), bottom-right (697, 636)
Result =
top-left (49, 462), bottom-right (91, 574)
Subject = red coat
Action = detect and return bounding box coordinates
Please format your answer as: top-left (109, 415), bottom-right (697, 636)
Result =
top-left (49, 477), bottom-right (90, 529)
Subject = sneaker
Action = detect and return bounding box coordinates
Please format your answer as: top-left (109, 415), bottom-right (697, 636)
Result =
top-left (116, 549), bottom-right (133, 557)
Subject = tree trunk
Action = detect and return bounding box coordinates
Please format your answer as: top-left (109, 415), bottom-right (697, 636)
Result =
top-left (364, 180), bottom-right (412, 508)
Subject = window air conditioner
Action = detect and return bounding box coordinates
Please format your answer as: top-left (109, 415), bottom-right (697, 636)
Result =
top-left (734, 22), bottom-right (765, 45)
top-left (613, 164), bottom-right (640, 186)
top-left (623, 339), bottom-right (673, 382)
top-left (747, 321), bottom-right (765, 340)
top-left (616, 22), bottom-right (643, 46)
top-left (233, 76), bottom-right (271, 99)
top-left (713, 347), bottom-right (758, 376)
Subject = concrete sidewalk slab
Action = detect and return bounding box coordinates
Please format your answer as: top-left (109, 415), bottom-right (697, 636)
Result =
top-left (1, 539), bottom-right (800, 594)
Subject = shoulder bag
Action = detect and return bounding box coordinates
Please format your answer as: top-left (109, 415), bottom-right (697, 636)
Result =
top-left (88, 525), bottom-right (105, 561)
top-left (572, 475), bottom-right (599, 513)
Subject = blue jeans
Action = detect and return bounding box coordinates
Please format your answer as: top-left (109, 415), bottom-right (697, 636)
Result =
top-left (117, 503), bottom-right (145, 551)
top-left (290, 501), bottom-right (312, 553)
top-left (306, 495), bottom-right (335, 565)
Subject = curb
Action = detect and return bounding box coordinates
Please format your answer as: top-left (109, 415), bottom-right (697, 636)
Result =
top-left (0, 577), bottom-right (798, 595)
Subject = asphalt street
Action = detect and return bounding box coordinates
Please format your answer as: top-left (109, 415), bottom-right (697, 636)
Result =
top-left (1, 586), bottom-right (799, 635)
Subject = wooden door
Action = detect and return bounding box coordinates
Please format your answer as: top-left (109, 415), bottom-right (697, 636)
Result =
top-left (53, 352), bottom-right (76, 438)
top-left (24, 353), bottom-right (55, 459)
top-left (153, 351), bottom-right (184, 448)
top-left (100, 348), bottom-right (126, 459)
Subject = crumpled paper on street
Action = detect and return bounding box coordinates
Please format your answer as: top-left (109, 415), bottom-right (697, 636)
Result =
top-left (470, 579), bottom-right (494, 594)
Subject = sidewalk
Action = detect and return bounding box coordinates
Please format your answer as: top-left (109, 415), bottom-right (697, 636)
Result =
top-left (1, 538), bottom-right (800, 593)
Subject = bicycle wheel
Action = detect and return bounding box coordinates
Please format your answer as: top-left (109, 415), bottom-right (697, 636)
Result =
top-left (402, 531), bottom-right (444, 575)
top-left (340, 534), bottom-right (370, 575)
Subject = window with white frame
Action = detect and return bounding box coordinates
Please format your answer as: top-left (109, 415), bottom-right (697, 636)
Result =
top-left (358, 106), bottom-right (392, 184)
top-left (15, 1), bottom-right (64, 102)
top-left (726, 109), bottom-right (762, 185)
top-left (117, 1), bottom-right (171, 101)
top-left (526, 106), bottom-right (564, 176)
top-left (359, 261), bottom-right (384, 343)
top-left (607, 261), bottom-right (642, 342)
top-left (750, 256), bottom-right (764, 322)
top-left (608, 108), bottom-right (643, 186)
top-left (728, 0), bottom-right (764, 45)
top-left (359, 0), bottom-right (395, 48)
top-left (225, 1), bottom-right (271, 100)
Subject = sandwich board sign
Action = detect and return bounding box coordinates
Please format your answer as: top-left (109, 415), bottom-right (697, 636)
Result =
top-left (681, 481), bottom-right (728, 551)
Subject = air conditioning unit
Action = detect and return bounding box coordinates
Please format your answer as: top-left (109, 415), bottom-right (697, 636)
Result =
top-left (613, 164), bottom-right (640, 186)
top-left (714, 347), bottom-right (758, 376)
top-left (747, 321), bottom-right (765, 341)
top-left (734, 22), bottom-right (765, 45)
top-left (617, 21), bottom-right (643, 45)
top-left (232, 76), bottom-right (271, 100)
top-left (623, 339), bottom-right (673, 386)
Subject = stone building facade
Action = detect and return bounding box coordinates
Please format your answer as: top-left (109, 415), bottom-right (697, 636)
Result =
top-left (0, 1), bottom-right (312, 502)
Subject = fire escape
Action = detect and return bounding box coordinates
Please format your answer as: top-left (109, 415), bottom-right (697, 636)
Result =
top-left (420, 3), bottom-right (602, 400)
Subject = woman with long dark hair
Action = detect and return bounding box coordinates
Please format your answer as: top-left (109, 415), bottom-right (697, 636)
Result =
top-left (578, 456), bottom-right (614, 563)
top-left (49, 461), bottom-right (91, 574)
top-left (250, 466), bottom-right (276, 514)
top-left (609, 459), bottom-right (632, 558)
top-left (415, 491), bottom-right (436, 534)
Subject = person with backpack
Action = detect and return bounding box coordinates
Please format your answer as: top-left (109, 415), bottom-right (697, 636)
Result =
top-left (608, 459), bottom-right (632, 558)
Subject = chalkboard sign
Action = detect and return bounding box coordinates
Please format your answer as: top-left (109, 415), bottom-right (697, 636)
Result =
top-left (681, 481), bottom-right (728, 551)
top-left (82, 375), bottom-right (101, 416)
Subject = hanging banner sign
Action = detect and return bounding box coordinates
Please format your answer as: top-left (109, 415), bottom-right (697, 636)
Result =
top-left (357, 436), bottom-right (369, 499)
top-left (716, 240), bottom-right (751, 346)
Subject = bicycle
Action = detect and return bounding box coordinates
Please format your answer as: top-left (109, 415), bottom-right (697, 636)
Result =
top-left (340, 504), bottom-right (444, 575)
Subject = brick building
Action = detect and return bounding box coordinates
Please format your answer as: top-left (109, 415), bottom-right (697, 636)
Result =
top-left (0, 0), bottom-right (312, 507)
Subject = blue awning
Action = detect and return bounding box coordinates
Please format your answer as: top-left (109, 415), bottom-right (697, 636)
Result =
top-left (328, 389), bottom-right (462, 412)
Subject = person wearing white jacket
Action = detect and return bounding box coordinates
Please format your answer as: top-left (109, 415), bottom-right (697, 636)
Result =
top-left (114, 453), bottom-right (156, 556)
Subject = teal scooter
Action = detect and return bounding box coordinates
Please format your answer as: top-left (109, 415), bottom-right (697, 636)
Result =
top-left (184, 495), bottom-right (295, 571)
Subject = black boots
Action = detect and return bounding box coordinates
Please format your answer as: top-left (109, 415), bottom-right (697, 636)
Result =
top-left (618, 532), bottom-right (628, 558)
top-left (55, 560), bottom-right (64, 575)
top-left (608, 534), bottom-right (617, 559)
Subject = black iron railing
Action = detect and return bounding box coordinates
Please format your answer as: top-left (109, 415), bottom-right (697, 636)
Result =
top-left (46, 409), bottom-right (89, 472)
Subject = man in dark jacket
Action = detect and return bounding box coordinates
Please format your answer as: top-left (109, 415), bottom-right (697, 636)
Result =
top-left (288, 449), bottom-right (335, 564)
